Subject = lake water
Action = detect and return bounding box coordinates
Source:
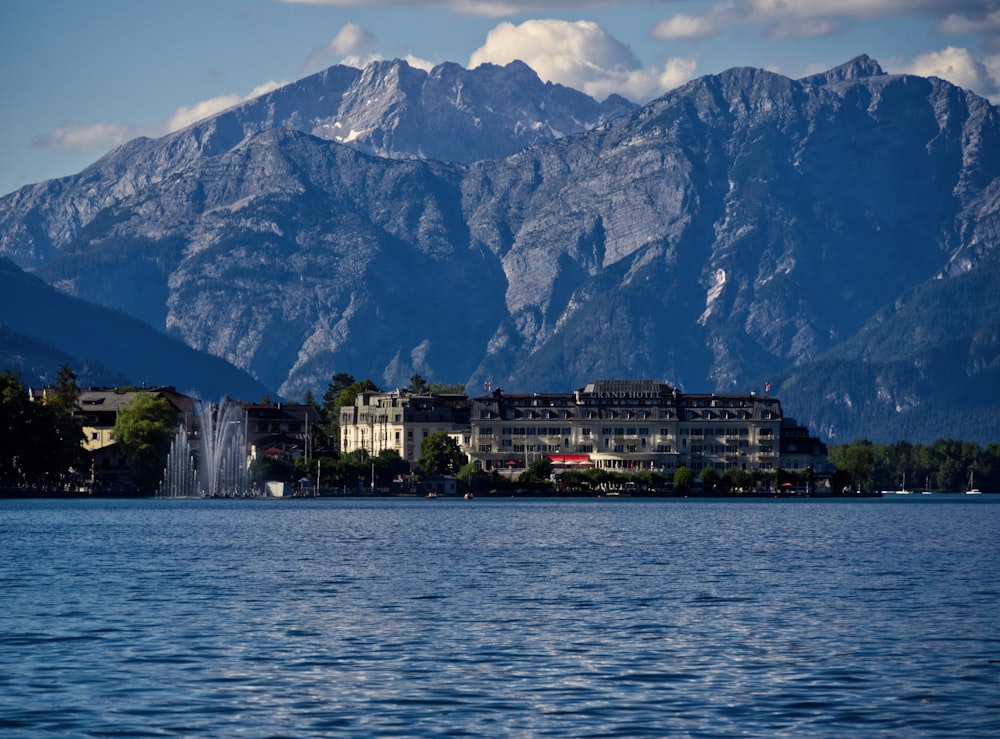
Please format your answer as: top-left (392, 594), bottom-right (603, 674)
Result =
top-left (2, 496), bottom-right (998, 737)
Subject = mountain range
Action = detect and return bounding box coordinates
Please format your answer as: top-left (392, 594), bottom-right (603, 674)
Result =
top-left (0, 55), bottom-right (997, 444)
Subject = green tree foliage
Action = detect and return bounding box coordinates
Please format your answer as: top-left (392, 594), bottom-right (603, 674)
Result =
top-left (50, 364), bottom-right (81, 414)
top-left (721, 468), bottom-right (756, 493)
top-left (456, 462), bottom-right (491, 494)
top-left (416, 430), bottom-right (467, 477)
top-left (43, 364), bottom-right (86, 477)
top-left (250, 454), bottom-right (295, 485)
top-left (373, 449), bottom-right (411, 487)
top-left (428, 382), bottom-right (465, 394)
top-left (673, 466), bottom-right (695, 494)
top-left (321, 373), bottom-right (357, 418)
top-left (112, 393), bottom-right (178, 494)
top-left (303, 389), bottom-right (319, 412)
top-left (320, 373), bottom-right (381, 453)
top-left (828, 440), bottom-right (876, 491)
top-left (519, 456), bottom-right (554, 485)
top-left (341, 379), bottom-right (381, 406)
top-left (0, 370), bottom-right (84, 488)
top-left (829, 439), bottom-right (1000, 493)
top-left (699, 466), bottom-right (720, 493)
top-left (407, 374), bottom-right (430, 394)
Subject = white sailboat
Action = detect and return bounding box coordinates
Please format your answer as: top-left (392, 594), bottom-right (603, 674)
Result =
top-left (966, 470), bottom-right (982, 495)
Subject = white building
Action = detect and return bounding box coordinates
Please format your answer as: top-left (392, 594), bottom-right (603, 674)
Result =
top-left (339, 391), bottom-right (471, 464)
top-left (468, 380), bottom-right (823, 476)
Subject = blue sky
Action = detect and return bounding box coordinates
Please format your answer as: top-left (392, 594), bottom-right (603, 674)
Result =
top-left (2, 0), bottom-right (999, 197)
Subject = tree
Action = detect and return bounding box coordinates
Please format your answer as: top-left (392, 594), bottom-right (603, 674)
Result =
top-left (250, 454), bottom-right (295, 485)
top-left (322, 375), bottom-right (380, 412)
top-left (303, 389), bottom-right (319, 412)
top-left (0, 370), bottom-right (84, 488)
top-left (416, 430), bottom-right (467, 476)
top-left (322, 373), bottom-right (357, 418)
top-left (44, 365), bottom-right (86, 476)
top-left (50, 364), bottom-right (80, 414)
top-left (113, 393), bottom-right (178, 494)
top-left (407, 374), bottom-right (430, 394)
top-left (674, 466), bottom-right (695, 494)
top-left (722, 468), bottom-right (755, 493)
top-left (829, 440), bottom-right (875, 491)
top-left (373, 449), bottom-right (410, 487)
top-left (699, 466), bottom-right (720, 493)
top-left (457, 462), bottom-right (491, 494)
top-left (428, 382), bottom-right (465, 394)
top-left (320, 374), bottom-right (381, 453)
top-left (520, 456), bottom-right (554, 484)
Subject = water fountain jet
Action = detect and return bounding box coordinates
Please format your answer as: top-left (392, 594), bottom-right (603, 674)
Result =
top-left (157, 398), bottom-right (250, 497)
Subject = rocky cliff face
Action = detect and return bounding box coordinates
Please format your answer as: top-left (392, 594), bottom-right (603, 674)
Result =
top-left (1, 55), bottom-right (998, 442)
top-left (0, 59), bottom-right (635, 268)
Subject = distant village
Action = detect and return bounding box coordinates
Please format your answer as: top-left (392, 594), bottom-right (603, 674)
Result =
top-left (10, 376), bottom-right (845, 498)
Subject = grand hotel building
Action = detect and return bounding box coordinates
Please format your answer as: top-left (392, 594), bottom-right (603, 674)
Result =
top-left (341, 380), bottom-right (828, 476)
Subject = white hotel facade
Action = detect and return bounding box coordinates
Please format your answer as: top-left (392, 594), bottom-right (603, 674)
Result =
top-left (340, 380), bottom-right (828, 476)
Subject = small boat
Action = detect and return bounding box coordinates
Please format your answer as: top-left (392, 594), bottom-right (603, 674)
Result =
top-left (887, 472), bottom-right (910, 495)
top-left (967, 470), bottom-right (982, 495)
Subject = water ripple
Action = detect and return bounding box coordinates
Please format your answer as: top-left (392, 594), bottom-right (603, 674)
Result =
top-left (2, 497), bottom-right (999, 736)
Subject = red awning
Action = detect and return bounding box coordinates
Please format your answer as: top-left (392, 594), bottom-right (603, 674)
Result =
top-left (545, 454), bottom-right (591, 464)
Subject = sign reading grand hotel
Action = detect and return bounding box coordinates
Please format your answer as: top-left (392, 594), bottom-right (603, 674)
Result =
top-left (588, 389), bottom-right (664, 400)
top-left (581, 381), bottom-right (672, 401)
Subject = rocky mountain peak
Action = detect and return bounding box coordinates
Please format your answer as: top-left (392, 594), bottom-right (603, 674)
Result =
top-left (801, 53), bottom-right (886, 85)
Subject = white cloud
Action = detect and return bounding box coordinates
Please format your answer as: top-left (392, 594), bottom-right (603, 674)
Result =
top-left (34, 81), bottom-right (287, 153)
top-left (983, 55), bottom-right (1000, 101)
top-left (652, 0), bottom-right (999, 41)
top-left (898, 46), bottom-right (998, 97)
top-left (302, 22), bottom-right (436, 72)
top-left (32, 122), bottom-right (133, 151)
top-left (277, 1), bottom-right (634, 18)
top-left (402, 55), bottom-right (437, 72)
top-left (651, 13), bottom-right (722, 41)
top-left (167, 81), bottom-right (285, 132)
top-left (649, 0), bottom-right (1000, 98)
top-left (470, 19), bottom-right (695, 101)
top-left (305, 22), bottom-right (377, 71)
